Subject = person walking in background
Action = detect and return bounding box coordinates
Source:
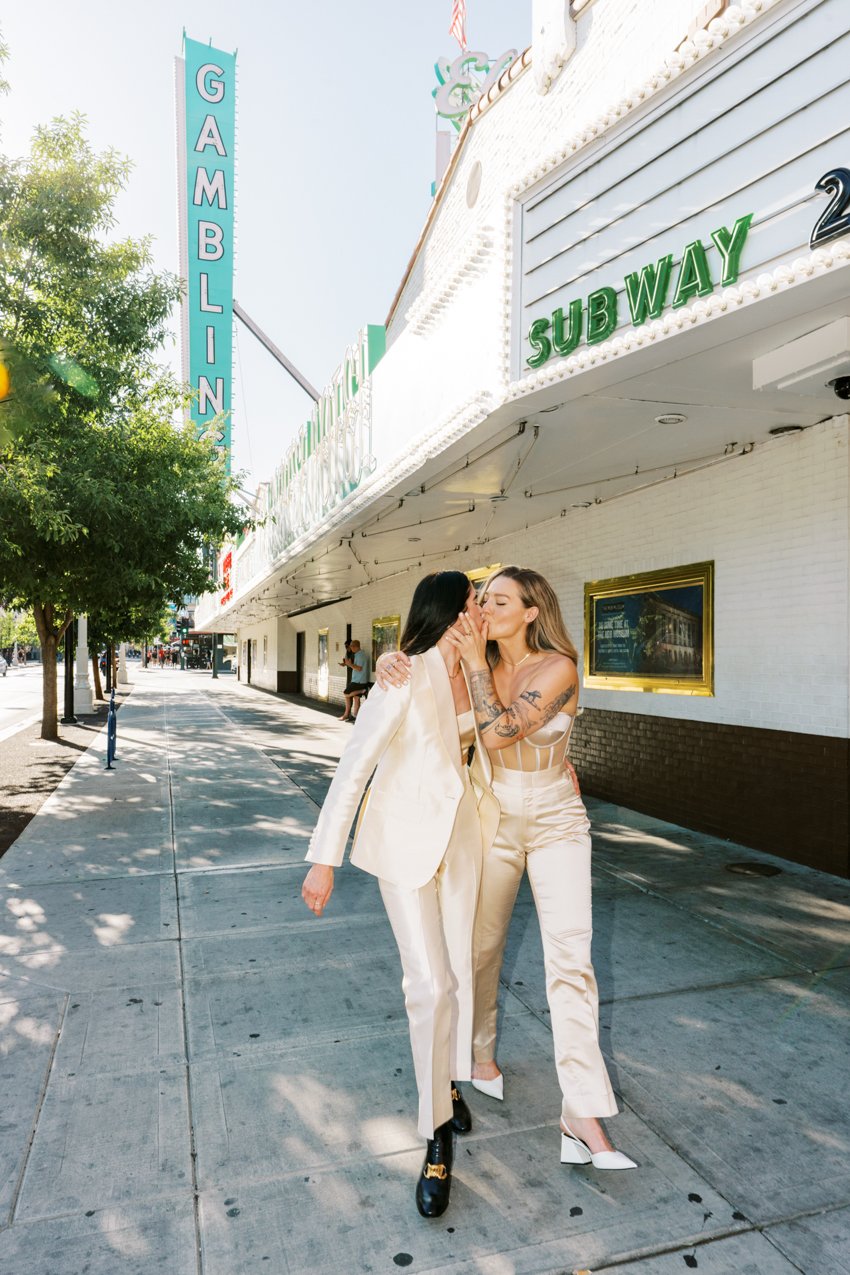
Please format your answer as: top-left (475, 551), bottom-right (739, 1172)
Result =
top-left (338, 639), bottom-right (371, 721)
top-left (376, 566), bottom-right (636, 1172)
top-left (302, 572), bottom-right (499, 1218)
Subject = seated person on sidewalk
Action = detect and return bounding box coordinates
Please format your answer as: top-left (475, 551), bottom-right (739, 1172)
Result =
top-left (339, 640), bottom-right (370, 720)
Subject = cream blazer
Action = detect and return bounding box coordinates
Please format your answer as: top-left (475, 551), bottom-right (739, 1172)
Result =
top-left (306, 645), bottom-right (499, 891)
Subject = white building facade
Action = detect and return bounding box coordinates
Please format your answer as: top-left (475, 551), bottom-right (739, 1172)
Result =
top-left (196, 0), bottom-right (850, 876)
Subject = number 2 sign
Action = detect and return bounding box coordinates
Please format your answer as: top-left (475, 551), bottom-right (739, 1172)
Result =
top-left (810, 168), bottom-right (850, 248)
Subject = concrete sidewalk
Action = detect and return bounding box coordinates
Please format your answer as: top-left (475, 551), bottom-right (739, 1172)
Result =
top-left (0, 669), bottom-right (848, 1274)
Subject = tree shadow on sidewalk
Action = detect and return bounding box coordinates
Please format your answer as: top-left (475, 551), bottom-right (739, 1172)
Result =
top-left (0, 694), bottom-right (134, 861)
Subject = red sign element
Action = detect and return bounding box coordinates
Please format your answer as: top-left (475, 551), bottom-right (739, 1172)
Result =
top-left (220, 549), bottom-right (233, 606)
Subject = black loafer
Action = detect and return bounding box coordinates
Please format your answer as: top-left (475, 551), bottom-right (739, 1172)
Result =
top-left (450, 1082), bottom-right (472, 1134)
top-left (415, 1119), bottom-right (454, 1217)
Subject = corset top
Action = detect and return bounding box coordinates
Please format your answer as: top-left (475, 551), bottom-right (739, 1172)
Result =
top-left (490, 712), bottom-right (574, 772)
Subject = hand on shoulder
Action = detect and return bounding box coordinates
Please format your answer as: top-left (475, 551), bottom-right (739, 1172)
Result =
top-left (375, 649), bottom-right (413, 690)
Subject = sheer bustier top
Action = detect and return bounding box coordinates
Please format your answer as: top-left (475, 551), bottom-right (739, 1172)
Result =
top-left (489, 712), bottom-right (574, 772)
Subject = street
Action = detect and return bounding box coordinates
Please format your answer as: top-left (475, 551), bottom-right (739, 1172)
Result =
top-left (0, 664), bottom-right (44, 742)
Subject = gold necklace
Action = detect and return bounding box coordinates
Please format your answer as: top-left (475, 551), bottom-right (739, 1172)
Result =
top-left (501, 650), bottom-right (533, 668)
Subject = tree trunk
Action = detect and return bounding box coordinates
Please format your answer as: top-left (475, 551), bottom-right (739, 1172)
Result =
top-left (40, 633), bottom-right (58, 740)
top-left (92, 652), bottom-right (103, 702)
top-left (33, 601), bottom-right (73, 741)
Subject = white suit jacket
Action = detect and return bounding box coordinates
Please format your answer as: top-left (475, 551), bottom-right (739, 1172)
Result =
top-left (306, 645), bottom-right (499, 891)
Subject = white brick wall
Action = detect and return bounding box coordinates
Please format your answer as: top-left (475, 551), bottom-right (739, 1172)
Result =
top-left (286, 416), bottom-right (849, 738)
top-left (238, 619), bottom-right (278, 693)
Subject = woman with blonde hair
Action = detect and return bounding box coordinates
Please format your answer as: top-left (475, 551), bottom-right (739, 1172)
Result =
top-left (377, 566), bottom-right (635, 1170)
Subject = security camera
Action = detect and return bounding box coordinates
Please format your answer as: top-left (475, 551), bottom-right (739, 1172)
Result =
top-left (827, 376), bottom-right (850, 400)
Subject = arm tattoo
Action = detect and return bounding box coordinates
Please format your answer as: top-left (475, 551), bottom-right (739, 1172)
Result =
top-left (494, 690), bottom-right (538, 738)
top-left (538, 685), bottom-right (576, 727)
top-left (494, 715), bottom-right (521, 738)
top-left (468, 670), bottom-right (577, 743)
top-left (468, 668), bottom-right (507, 730)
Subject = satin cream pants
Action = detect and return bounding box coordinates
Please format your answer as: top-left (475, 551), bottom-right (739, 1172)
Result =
top-left (472, 764), bottom-right (617, 1123)
top-left (379, 774), bottom-right (482, 1138)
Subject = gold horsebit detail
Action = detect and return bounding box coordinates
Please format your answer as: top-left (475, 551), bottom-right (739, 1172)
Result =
top-left (451, 1087), bottom-right (460, 1102)
top-left (423, 1163), bottom-right (448, 1181)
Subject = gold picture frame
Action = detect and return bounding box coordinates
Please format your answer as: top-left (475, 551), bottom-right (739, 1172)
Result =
top-left (466, 563), bottom-right (503, 585)
top-left (584, 561), bottom-right (714, 695)
top-left (372, 615), bottom-right (401, 667)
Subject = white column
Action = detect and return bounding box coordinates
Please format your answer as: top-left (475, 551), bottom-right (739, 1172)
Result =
top-left (117, 642), bottom-right (128, 684)
top-left (74, 614), bottom-right (94, 714)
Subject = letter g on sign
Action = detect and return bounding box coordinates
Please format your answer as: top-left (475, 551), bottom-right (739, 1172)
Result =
top-left (197, 62), bottom-right (225, 103)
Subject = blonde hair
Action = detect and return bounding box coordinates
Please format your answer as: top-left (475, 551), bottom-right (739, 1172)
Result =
top-left (480, 565), bottom-right (578, 665)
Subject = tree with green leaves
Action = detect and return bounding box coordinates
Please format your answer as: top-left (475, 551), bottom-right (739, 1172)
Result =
top-left (0, 607), bottom-right (39, 653)
top-left (0, 97), bottom-right (245, 738)
top-left (87, 598), bottom-right (172, 699)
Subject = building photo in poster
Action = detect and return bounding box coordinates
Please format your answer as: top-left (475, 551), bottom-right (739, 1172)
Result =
top-left (585, 562), bottom-right (714, 694)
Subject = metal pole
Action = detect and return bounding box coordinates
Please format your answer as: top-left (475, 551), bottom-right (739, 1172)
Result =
top-left (61, 621), bottom-right (77, 724)
top-left (105, 689), bottom-right (117, 769)
top-left (233, 301), bottom-right (321, 401)
top-left (105, 642), bottom-right (112, 694)
top-left (211, 633), bottom-right (219, 679)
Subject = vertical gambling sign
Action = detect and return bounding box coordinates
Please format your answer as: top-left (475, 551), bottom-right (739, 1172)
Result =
top-left (176, 36), bottom-right (236, 473)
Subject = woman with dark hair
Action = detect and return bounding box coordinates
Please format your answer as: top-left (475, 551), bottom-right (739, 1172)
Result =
top-left (377, 566), bottom-right (636, 1172)
top-left (302, 572), bottom-right (499, 1217)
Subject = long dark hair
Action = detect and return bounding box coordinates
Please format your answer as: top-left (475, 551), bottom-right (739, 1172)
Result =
top-left (400, 571), bottom-right (470, 655)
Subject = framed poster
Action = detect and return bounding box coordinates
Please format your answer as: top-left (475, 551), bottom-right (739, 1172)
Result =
top-left (372, 615), bottom-right (400, 667)
top-left (584, 562), bottom-right (714, 695)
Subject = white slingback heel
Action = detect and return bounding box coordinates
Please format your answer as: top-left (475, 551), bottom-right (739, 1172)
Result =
top-left (560, 1123), bottom-right (636, 1170)
top-left (471, 1073), bottom-right (504, 1101)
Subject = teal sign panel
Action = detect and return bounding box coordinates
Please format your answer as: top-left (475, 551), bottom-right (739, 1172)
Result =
top-left (183, 37), bottom-right (236, 472)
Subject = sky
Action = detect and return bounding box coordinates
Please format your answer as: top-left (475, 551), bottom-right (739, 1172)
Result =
top-left (0, 1), bottom-right (530, 495)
